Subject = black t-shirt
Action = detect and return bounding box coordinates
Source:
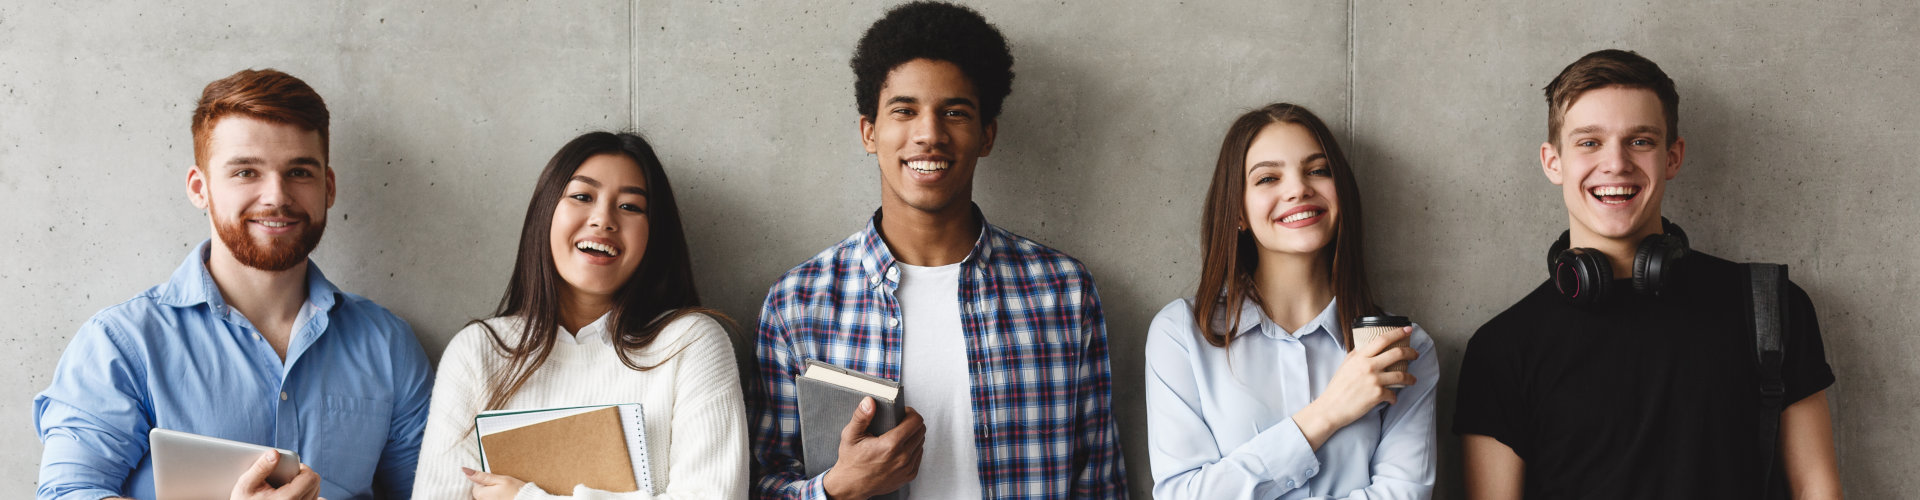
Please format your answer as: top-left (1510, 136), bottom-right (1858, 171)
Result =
top-left (1452, 252), bottom-right (1834, 499)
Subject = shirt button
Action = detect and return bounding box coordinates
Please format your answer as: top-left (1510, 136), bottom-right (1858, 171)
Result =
top-left (886, 266), bottom-right (899, 281)
top-left (280, 392), bottom-right (288, 401)
top-left (1286, 480), bottom-right (1296, 488)
top-left (887, 317), bottom-right (900, 327)
top-left (1306, 468), bottom-right (1315, 475)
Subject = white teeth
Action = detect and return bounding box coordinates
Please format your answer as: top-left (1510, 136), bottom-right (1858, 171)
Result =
top-left (906, 160), bottom-right (949, 173)
top-left (575, 240), bottom-right (619, 257)
top-left (259, 221), bottom-right (289, 228)
top-left (1589, 186), bottom-right (1640, 197)
top-left (1280, 210), bottom-right (1322, 223)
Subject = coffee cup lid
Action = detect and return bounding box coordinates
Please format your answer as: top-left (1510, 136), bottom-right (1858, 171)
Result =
top-left (1351, 315), bottom-right (1411, 328)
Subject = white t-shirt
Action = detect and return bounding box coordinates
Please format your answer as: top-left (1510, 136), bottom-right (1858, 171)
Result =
top-left (895, 262), bottom-right (984, 498)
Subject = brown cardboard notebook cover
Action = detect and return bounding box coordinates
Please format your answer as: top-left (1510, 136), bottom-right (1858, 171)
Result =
top-left (479, 406), bottom-right (636, 494)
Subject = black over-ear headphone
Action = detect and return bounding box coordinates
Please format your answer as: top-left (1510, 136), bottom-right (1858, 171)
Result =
top-left (1547, 218), bottom-right (1690, 308)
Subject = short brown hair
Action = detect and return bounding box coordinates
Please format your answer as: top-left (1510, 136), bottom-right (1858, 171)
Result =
top-left (191, 69), bottom-right (330, 168)
top-left (1544, 49), bottom-right (1678, 146)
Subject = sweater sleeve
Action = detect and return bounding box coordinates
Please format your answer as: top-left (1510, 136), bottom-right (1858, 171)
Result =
top-left (412, 324), bottom-right (496, 499)
top-left (510, 316), bottom-right (749, 500)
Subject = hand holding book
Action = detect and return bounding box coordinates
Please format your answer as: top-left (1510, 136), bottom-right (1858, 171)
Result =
top-left (821, 397), bottom-right (926, 500)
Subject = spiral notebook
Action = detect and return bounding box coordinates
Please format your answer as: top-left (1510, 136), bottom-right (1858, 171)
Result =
top-left (475, 403), bottom-right (652, 495)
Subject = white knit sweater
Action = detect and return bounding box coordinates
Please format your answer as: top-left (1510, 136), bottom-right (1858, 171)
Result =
top-left (411, 313), bottom-right (748, 500)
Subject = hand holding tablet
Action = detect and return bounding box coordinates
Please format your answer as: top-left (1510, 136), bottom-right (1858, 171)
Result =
top-left (149, 428), bottom-right (324, 500)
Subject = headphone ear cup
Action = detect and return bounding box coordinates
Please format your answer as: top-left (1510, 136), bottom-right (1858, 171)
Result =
top-left (1548, 230), bottom-right (1572, 277)
top-left (1634, 234), bottom-right (1691, 296)
top-left (1633, 237), bottom-right (1659, 295)
top-left (1553, 247), bottom-right (1612, 308)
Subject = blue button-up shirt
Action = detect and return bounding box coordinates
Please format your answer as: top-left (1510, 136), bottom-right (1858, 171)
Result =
top-left (750, 209), bottom-right (1128, 499)
top-left (1144, 298), bottom-right (1437, 499)
top-left (34, 241), bottom-right (434, 500)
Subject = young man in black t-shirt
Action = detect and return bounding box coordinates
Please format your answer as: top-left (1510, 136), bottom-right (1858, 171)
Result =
top-left (1452, 49), bottom-right (1843, 499)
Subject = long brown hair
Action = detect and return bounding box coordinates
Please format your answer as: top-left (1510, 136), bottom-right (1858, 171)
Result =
top-left (476, 131), bottom-right (730, 411)
top-left (1193, 103), bottom-right (1379, 350)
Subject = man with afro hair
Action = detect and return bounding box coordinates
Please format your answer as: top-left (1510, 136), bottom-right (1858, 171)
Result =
top-left (749, 2), bottom-right (1128, 499)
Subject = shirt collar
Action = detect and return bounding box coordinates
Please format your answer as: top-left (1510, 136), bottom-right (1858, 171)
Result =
top-left (154, 239), bottom-right (341, 314)
top-left (1235, 296), bottom-right (1346, 349)
top-left (556, 312), bottom-right (614, 346)
top-left (856, 204), bottom-right (995, 290)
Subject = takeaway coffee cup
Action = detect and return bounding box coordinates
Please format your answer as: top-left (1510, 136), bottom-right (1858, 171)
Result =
top-left (1350, 315), bottom-right (1413, 388)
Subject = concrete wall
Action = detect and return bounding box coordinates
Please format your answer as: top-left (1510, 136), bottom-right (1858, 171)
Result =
top-left (5, 0), bottom-right (1915, 497)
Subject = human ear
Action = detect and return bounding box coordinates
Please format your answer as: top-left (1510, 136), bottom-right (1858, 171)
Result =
top-left (1540, 141), bottom-right (1564, 185)
top-left (1664, 136), bottom-right (1686, 180)
top-left (859, 115), bottom-right (878, 154)
top-left (977, 120), bottom-right (997, 158)
top-left (185, 165), bottom-right (210, 210)
top-left (325, 165), bottom-right (337, 209)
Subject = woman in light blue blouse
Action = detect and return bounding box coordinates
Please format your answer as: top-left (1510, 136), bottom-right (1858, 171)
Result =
top-left (1145, 103), bottom-right (1438, 499)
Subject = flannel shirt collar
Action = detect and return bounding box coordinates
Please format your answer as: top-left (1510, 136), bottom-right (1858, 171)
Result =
top-left (856, 204), bottom-right (995, 290)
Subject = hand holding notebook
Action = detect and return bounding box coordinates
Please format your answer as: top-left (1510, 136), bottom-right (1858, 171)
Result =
top-left (473, 403), bottom-right (652, 495)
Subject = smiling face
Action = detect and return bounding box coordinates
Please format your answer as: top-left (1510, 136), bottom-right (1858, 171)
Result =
top-left (187, 116), bottom-right (334, 272)
top-left (861, 58), bottom-right (997, 218)
top-left (1244, 122), bottom-right (1340, 258)
top-left (1542, 85), bottom-right (1685, 246)
top-left (548, 153), bottom-right (651, 301)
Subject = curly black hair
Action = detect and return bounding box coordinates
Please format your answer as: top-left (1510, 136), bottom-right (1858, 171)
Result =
top-left (850, 1), bottom-right (1015, 124)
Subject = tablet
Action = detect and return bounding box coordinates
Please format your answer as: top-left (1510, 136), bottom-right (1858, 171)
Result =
top-left (150, 428), bottom-right (300, 500)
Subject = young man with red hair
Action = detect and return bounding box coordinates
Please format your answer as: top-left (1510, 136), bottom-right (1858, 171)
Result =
top-left (34, 69), bottom-right (433, 500)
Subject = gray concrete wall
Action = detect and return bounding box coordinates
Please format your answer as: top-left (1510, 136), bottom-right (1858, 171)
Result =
top-left (4, 0), bottom-right (1914, 497)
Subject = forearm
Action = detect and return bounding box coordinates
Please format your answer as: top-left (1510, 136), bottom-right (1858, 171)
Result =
top-left (1781, 391), bottom-right (1842, 499)
top-left (661, 331), bottom-right (751, 500)
top-left (1152, 417), bottom-right (1324, 499)
top-left (36, 421), bottom-right (138, 500)
top-left (411, 338), bottom-right (489, 499)
top-left (751, 308), bottom-right (829, 500)
top-left (35, 460), bottom-right (128, 500)
top-left (1461, 434), bottom-right (1523, 500)
top-left (752, 473), bottom-right (830, 500)
top-left (1331, 335), bottom-right (1441, 499)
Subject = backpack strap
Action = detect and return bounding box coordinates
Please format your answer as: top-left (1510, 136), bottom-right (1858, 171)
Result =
top-left (1748, 263), bottom-right (1789, 495)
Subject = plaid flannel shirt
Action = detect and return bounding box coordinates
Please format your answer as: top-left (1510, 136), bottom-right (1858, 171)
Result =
top-left (750, 209), bottom-right (1128, 499)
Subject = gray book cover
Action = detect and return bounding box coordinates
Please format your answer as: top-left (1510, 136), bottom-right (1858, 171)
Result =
top-left (797, 359), bottom-right (908, 499)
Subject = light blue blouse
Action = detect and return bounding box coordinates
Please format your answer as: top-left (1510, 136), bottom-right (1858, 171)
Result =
top-left (1144, 298), bottom-right (1437, 499)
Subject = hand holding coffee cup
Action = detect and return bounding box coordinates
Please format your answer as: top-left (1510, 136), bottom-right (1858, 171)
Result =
top-left (1292, 323), bottom-right (1419, 449)
top-left (1351, 315), bottom-right (1415, 388)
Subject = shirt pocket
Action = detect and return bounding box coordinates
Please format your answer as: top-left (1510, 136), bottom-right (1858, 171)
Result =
top-left (311, 393), bottom-right (393, 495)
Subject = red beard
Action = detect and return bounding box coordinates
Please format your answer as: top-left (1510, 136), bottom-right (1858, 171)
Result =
top-left (212, 205), bottom-right (326, 272)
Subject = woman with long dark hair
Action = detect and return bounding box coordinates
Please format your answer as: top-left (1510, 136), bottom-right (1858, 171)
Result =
top-left (1143, 104), bottom-right (1438, 498)
top-left (414, 132), bottom-right (746, 499)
